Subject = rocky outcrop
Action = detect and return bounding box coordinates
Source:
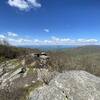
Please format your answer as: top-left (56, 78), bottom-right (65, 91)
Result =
top-left (1, 59), bottom-right (100, 100)
top-left (29, 70), bottom-right (100, 100)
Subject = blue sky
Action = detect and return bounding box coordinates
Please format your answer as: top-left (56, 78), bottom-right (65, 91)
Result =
top-left (0, 0), bottom-right (100, 45)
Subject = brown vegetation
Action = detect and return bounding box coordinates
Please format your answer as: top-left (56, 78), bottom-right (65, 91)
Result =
top-left (0, 45), bottom-right (40, 62)
top-left (48, 46), bottom-right (100, 76)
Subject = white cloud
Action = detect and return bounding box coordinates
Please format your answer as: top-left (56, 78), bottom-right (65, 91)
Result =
top-left (0, 32), bottom-right (99, 46)
top-left (8, 0), bottom-right (41, 11)
top-left (7, 38), bottom-right (32, 45)
top-left (0, 34), bottom-right (5, 39)
top-left (51, 36), bottom-right (75, 45)
top-left (7, 37), bottom-right (100, 46)
top-left (27, 0), bottom-right (41, 8)
top-left (77, 39), bottom-right (98, 44)
top-left (44, 29), bottom-right (50, 33)
top-left (34, 39), bottom-right (40, 43)
top-left (86, 39), bottom-right (98, 42)
top-left (7, 32), bottom-right (18, 37)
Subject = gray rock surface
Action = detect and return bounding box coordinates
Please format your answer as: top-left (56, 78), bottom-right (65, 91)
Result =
top-left (29, 70), bottom-right (100, 100)
top-left (0, 67), bottom-right (22, 89)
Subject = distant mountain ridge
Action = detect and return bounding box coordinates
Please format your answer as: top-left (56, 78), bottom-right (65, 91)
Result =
top-left (18, 45), bottom-right (79, 51)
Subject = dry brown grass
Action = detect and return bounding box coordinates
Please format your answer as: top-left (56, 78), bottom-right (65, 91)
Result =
top-left (48, 49), bottom-right (100, 76)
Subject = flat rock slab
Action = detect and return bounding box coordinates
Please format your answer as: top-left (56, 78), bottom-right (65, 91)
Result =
top-left (29, 70), bottom-right (100, 100)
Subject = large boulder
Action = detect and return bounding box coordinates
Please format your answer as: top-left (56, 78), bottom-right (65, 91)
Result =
top-left (29, 70), bottom-right (100, 100)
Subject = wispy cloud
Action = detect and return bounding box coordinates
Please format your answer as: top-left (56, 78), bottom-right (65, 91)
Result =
top-left (7, 32), bottom-right (18, 37)
top-left (8, 0), bottom-right (41, 11)
top-left (0, 34), bottom-right (5, 39)
top-left (0, 32), bottom-right (99, 46)
top-left (44, 29), bottom-right (50, 33)
top-left (77, 39), bottom-right (98, 43)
